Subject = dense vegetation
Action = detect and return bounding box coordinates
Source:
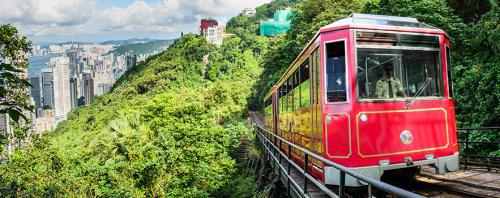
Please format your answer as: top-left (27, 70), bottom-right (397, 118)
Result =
top-left (110, 39), bottom-right (176, 56)
top-left (0, 0), bottom-right (498, 197)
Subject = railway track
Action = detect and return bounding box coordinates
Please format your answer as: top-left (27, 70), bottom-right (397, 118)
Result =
top-left (382, 178), bottom-right (496, 198)
top-left (415, 179), bottom-right (492, 198)
top-left (384, 167), bottom-right (500, 198)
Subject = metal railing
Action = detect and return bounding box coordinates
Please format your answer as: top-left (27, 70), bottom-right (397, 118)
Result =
top-left (253, 124), bottom-right (424, 198)
top-left (458, 127), bottom-right (500, 171)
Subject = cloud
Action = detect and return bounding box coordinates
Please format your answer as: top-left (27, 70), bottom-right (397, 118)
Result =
top-left (0, 0), bottom-right (270, 41)
top-left (0, 0), bottom-right (99, 26)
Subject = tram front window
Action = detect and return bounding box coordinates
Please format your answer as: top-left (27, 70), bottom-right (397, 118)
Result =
top-left (356, 31), bottom-right (444, 100)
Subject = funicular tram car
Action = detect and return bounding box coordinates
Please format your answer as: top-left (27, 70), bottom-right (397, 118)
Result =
top-left (263, 14), bottom-right (459, 186)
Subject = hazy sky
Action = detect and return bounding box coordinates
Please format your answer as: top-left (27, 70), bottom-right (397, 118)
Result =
top-left (0, 0), bottom-right (270, 43)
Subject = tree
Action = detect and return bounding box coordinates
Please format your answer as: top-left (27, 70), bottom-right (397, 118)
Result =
top-left (365, 0), bottom-right (467, 49)
top-left (0, 24), bottom-right (33, 154)
top-left (0, 24), bottom-right (32, 123)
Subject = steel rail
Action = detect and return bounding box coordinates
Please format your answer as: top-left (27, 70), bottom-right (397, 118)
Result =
top-left (253, 124), bottom-right (424, 198)
top-left (415, 179), bottom-right (493, 198)
top-left (418, 172), bottom-right (500, 192)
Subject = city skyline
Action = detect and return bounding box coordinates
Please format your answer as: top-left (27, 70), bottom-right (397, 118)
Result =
top-left (0, 0), bottom-right (270, 43)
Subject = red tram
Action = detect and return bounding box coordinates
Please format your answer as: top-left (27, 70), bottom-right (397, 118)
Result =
top-left (263, 14), bottom-right (459, 186)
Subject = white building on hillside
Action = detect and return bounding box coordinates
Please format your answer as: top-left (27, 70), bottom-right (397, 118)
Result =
top-left (205, 25), bottom-right (226, 46)
top-left (243, 8), bottom-right (256, 16)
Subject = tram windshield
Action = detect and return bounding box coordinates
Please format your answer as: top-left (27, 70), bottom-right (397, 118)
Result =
top-left (356, 31), bottom-right (444, 100)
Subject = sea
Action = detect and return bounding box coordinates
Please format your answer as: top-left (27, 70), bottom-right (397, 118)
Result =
top-left (28, 54), bottom-right (56, 77)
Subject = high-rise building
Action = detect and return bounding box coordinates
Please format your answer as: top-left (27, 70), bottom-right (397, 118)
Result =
top-left (50, 56), bottom-right (71, 120)
top-left (29, 76), bottom-right (42, 108)
top-left (125, 52), bottom-right (137, 70)
top-left (200, 18), bottom-right (218, 36)
top-left (41, 68), bottom-right (54, 109)
top-left (82, 71), bottom-right (94, 105)
top-left (70, 76), bottom-right (79, 108)
top-left (97, 83), bottom-right (111, 96)
top-left (67, 48), bottom-right (79, 75)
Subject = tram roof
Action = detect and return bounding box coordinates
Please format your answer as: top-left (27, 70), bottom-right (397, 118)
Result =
top-left (320, 13), bottom-right (443, 33)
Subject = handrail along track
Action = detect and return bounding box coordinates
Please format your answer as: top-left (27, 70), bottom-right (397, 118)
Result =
top-left (458, 127), bottom-right (500, 171)
top-left (253, 123), bottom-right (424, 198)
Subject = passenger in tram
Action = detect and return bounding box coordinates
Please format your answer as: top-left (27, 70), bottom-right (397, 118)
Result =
top-left (375, 64), bottom-right (407, 99)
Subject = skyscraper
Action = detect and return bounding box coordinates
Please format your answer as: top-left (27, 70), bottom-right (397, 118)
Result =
top-left (50, 56), bottom-right (71, 120)
top-left (67, 48), bottom-right (81, 108)
top-left (82, 71), bottom-right (94, 105)
top-left (97, 83), bottom-right (111, 96)
top-left (125, 51), bottom-right (137, 70)
top-left (70, 76), bottom-right (79, 108)
top-left (67, 49), bottom-right (79, 75)
top-left (41, 68), bottom-right (54, 109)
top-left (29, 76), bottom-right (42, 108)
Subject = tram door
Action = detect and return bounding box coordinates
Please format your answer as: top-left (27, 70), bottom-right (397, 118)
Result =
top-left (324, 38), bottom-right (351, 159)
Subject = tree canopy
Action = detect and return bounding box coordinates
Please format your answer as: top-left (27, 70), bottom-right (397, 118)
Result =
top-left (0, 24), bottom-right (32, 123)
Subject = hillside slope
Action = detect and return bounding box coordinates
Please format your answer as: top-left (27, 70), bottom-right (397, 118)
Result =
top-left (0, 32), bottom-right (266, 196)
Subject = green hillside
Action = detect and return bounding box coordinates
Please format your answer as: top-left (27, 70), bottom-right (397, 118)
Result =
top-left (0, 32), bottom-right (266, 196)
top-left (0, 0), bottom-right (277, 193)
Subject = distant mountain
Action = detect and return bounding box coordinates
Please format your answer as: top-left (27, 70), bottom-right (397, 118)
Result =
top-left (100, 38), bottom-right (157, 46)
top-left (57, 41), bottom-right (94, 45)
top-left (34, 38), bottom-right (162, 48)
top-left (110, 39), bottom-right (178, 56)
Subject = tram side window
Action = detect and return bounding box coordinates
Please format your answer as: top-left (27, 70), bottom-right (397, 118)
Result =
top-left (282, 86), bottom-right (286, 113)
top-left (279, 86), bottom-right (283, 113)
top-left (299, 62), bottom-right (310, 108)
top-left (283, 83), bottom-right (289, 113)
top-left (293, 71), bottom-right (300, 109)
top-left (446, 46), bottom-right (453, 98)
top-left (326, 41), bottom-right (347, 102)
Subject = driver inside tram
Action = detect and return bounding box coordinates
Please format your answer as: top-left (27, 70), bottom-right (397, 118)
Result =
top-left (375, 64), bottom-right (407, 99)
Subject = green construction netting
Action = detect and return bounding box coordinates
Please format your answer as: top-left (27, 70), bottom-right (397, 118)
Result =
top-left (260, 9), bottom-right (292, 37)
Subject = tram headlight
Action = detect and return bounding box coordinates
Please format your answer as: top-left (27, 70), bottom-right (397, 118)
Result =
top-left (400, 130), bottom-right (413, 145)
top-left (360, 114), bottom-right (368, 122)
